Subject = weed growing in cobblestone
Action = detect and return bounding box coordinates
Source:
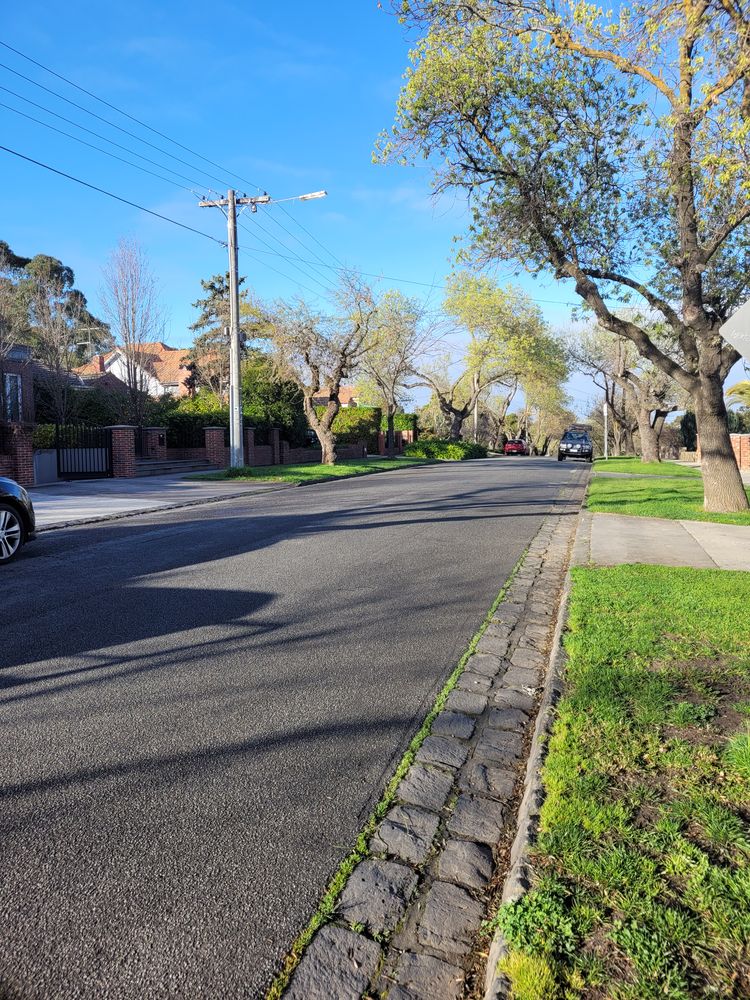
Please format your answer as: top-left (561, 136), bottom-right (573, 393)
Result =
top-left (498, 566), bottom-right (750, 999)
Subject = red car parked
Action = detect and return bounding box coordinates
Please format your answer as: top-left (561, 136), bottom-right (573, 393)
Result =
top-left (504, 438), bottom-right (529, 456)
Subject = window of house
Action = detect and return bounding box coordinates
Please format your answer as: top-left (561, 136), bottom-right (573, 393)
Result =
top-left (3, 373), bottom-right (21, 422)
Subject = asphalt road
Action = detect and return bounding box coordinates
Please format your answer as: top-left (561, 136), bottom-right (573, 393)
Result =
top-left (1, 457), bottom-right (577, 1000)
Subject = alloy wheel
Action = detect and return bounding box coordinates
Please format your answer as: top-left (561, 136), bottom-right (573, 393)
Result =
top-left (0, 507), bottom-right (23, 562)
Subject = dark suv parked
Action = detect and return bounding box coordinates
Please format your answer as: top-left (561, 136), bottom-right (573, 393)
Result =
top-left (0, 477), bottom-right (36, 564)
top-left (558, 429), bottom-right (593, 463)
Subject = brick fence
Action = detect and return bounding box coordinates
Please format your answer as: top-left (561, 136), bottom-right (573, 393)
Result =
top-left (25, 423), bottom-right (370, 484)
top-left (0, 424), bottom-right (34, 487)
top-left (696, 433), bottom-right (750, 469)
top-left (378, 429), bottom-right (415, 455)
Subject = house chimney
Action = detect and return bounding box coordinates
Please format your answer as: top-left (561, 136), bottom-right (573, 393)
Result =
top-left (98, 355), bottom-right (105, 373)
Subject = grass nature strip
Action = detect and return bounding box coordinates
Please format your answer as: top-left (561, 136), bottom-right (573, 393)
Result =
top-left (586, 474), bottom-right (750, 526)
top-left (592, 458), bottom-right (701, 478)
top-left (492, 565), bottom-right (750, 1000)
top-left (265, 548), bottom-right (530, 1000)
top-left (189, 457), bottom-right (434, 485)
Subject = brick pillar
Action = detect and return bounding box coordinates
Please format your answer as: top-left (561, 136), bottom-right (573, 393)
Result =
top-left (107, 425), bottom-right (136, 478)
top-left (204, 427), bottom-right (227, 468)
top-left (145, 427), bottom-right (167, 460)
top-left (271, 427), bottom-right (281, 465)
top-left (378, 431), bottom-right (385, 456)
top-left (10, 424), bottom-right (34, 487)
top-left (741, 434), bottom-right (750, 470)
top-left (281, 440), bottom-right (290, 465)
top-left (244, 426), bottom-right (255, 466)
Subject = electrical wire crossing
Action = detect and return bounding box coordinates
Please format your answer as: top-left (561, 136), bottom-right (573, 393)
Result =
top-left (0, 144), bottom-right (226, 246)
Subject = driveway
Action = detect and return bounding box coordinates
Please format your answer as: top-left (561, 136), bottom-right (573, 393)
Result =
top-left (1, 458), bottom-right (578, 999)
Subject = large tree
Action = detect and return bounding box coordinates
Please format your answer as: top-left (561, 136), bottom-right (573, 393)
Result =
top-left (100, 239), bottom-right (164, 426)
top-left (187, 273), bottom-right (268, 401)
top-left (423, 274), bottom-right (566, 440)
top-left (358, 289), bottom-right (435, 455)
top-left (27, 264), bottom-right (86, 425)
top-left (269, 277), bottom-right (377, 464)
top-left (381, 0), bottom-right (750, 511)
top-left (568, 325), bottom-right (684, 461)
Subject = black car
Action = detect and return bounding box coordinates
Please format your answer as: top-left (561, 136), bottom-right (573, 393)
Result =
top-left (558, 429), bottom-right (594, 462)
top-left (0, 476), bottom-right (36, 564)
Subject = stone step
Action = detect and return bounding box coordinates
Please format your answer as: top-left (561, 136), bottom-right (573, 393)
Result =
top-left (133, 459), bottom-right (218, 477)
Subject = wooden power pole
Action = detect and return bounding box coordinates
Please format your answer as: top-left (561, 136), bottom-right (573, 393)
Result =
top-left (199, 189), bottom-right (270, 467)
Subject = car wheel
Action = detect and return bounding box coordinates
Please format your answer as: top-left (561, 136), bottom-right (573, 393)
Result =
top-left (557, 454), bottom-right (564, 461)
top-left (0, 503), bottom-right (24, 564)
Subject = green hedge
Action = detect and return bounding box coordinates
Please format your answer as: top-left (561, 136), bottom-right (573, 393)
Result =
top-left (32, 423), bottom-right (56, 449)
top-left (317, 405), bottom-right (382, 451)
top-left (404, 439), bottom-right (487, 460)
top-left (381, 412), bottom-right (417, 433)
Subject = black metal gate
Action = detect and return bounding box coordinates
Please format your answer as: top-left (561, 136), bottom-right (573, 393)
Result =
top-left (56, 424), bottom-right (113, 479)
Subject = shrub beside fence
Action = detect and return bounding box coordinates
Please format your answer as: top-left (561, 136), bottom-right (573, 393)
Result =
top-left (404, 439), bottom-right (488, 460)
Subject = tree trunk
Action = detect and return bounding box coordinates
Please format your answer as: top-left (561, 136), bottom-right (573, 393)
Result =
top-left (386, 406), bottom-right (396, 458)
top-left (622, 423), bottom-right (636, 455)
top-left (652, 412), bottom-right (668, 455)
top-left (637, 407), bottom-right (661, 463)
top-left (303, 394), bottom-right (339, 466)
top-left (695, 383), bottom-right (748, 512)
top-left (448, 411), bottom-right (464, 441)
top-left (319, 428), bottom-right (337, 465)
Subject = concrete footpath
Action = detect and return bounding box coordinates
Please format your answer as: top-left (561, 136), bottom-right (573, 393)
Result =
top-left (576, 511), bottom-right (750, 571)
top-left (29, 474), bottom-right (292, 529)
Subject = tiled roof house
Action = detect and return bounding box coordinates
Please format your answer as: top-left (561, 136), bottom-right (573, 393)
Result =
top-left (75, 342), bottom-right (192, 397)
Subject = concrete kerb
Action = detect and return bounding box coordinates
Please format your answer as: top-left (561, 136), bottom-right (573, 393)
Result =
top-left (35, 460), bottom-right (440, 534)
top-left (277, 468), bottom-right (590, 1000)
top-left (270, 549), bottom-right (532, 1000)
top-left (482, 507), bottom-right (584, 1000)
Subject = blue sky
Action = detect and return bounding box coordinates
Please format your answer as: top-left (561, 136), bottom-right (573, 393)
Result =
top-left (0, 1), bottom-right (660, 417)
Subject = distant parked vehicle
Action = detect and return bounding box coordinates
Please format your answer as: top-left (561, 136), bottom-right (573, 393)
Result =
top-left (0, 477), bottom-right (36, 564)
top-left (504, 439), bottom-right (529, 456)
top-left (557, 428), bottom-right (594, 462)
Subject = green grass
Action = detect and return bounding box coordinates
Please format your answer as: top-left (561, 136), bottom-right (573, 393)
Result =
top-left (265, 551), bottom-right (528, 1000)
top-left (587, 474), bottom-right (750, 526)
top-left (593, 457), bottom-right (701, 478)
top-left (493, 565), bottom-right (750, 1000)
top-left (188, 456), bottom-right (432, 485)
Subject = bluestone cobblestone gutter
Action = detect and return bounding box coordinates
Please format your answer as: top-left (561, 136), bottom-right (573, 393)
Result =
top-left (281, 468), bottom-right (590, 1000)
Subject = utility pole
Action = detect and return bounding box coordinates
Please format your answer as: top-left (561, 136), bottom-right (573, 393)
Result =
top-left (603, 399), bottom-right (609, 460)
top-left (472, 371), bottom-right (479, 444)
top-left (200, 189), bottom-right (269, 467)
top-left (199, 188), bottom-right (326, 468)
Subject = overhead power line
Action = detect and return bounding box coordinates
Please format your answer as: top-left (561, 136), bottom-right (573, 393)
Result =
top-left (0, 59), bottom-right (231, 188)
top-left (0, 144), bottom-right (225, 244)
top-left (0, 141), bottom-right (602, 310)
top-left (0, 38), bottom-right (347, 271)
top-left (0, 38), bottom-right (265, 192)
top-left (0, 99), bottom-right (197, 192)
top-left (0, 83), bottom-right (211, 188)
